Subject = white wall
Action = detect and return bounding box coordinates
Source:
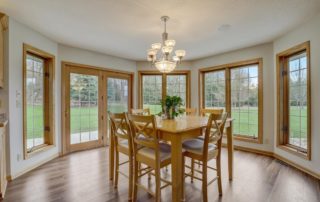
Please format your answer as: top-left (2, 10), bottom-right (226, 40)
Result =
top-left (273, 13), bottom-right (320, 174)
top-left (6, 19), bottom-right (138, 178)
top-left (8, 18), bottom-right (59, 178)
top-left (192, 43), bottom-right (275, 152)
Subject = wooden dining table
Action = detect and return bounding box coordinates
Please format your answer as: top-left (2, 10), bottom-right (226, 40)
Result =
top-left (109, 115), bottom-right (234, 202)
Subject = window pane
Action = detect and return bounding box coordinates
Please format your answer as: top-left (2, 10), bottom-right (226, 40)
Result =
top-left (26, 54), bottom-right (45, 150)
top-left (70, 73), bottom-right (99, 144)
top-left (107, 78), bottom-right (129, 113)
top-left (142, 75), bottom-right (162, 114)
top-left (204, 70), bottom-right (226, 109)
top-left (166, 75), bottom-right (187, 107)
top-left (288, 52), bottom-right (308, 149)
top-left (231, 65), bottom-right (259, 138)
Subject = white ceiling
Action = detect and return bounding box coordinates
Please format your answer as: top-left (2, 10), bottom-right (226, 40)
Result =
top-left (1, 0), bottom-right (320, 61)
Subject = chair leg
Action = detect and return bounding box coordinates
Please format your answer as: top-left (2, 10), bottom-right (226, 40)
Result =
top-left (217, 157), bottom-right (223, 196)
top-left (191, 158), bottom-right (194, 183)
top-left (202, 161), bottom-right (208, 202)
top-left (155, 165), bottom-right (161, 202)
top-left (128, 155), bottom-right (133, 201)
top-left (133, 160), bottom-right (139, 202)
top-left (181, 156), bottom-right (185, 201)
top-left (148, 166), bottom-right (152, 181)
top-left (114, 151), bottom-right (119, 189)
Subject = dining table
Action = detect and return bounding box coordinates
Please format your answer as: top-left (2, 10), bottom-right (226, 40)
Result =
top-left (109, 115), bottom-right (234, 202)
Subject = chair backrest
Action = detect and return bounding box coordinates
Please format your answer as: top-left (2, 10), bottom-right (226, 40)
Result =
top-left (183, 108), bottom-right (197, 116)
top-left (127, 114), bottom-right (158, 150)
top-left (108, 112), bottom-right (132, 150)
top-left (203, 112), bottom-right (228, 158)
top-left (131, 108), bottom-right (150, 115)
top-left (200, 108), bottom-right (223, 117)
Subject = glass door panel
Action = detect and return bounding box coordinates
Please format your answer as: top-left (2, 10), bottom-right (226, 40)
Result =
top-left (70, 73), bottom-right (99, 145)
top-left (107, 78), bottom-right (129, 113)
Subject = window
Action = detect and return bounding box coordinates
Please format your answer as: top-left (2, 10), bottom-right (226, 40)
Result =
top-left (139, 71), bottom-right (190, 115)
top-left (23, 44), bottom-right (55, 158)
top-left (276, 41), bottom-right (311, 160)
top-left (200, 58), bottom-right (263, 143)
top-left (204, 70), bottom-right (226, 109)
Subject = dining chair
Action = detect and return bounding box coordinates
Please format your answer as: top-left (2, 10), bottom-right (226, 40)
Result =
top-left (131, 108), bottom-right (150, 115)
top-left (183, 108), bottom-right (197, 116)
top-left (127, 114), bottom-right (173, 202)
top-left (182, 112), bottom-right (228, 202)
top-left (108, 112), bottom-right (134, 201)
top-left (200, 108), bottom-right (224, 117)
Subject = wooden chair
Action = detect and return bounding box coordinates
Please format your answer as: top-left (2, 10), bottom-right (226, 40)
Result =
top-left (183, 108), bottom-right (197, 116)
top-left (200, 108), bottom-right (224, 117)
top-left (182, 112), bottom-right (228, 202)
top-left (131, 108), bottom-right (150, 115)
top-left (108, 112), bottom-right (134, 201)
top-left (127, 114), bottom-right (173, 202)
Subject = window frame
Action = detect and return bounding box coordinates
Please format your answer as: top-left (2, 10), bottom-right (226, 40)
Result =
top-left (276, 41), bottom-right (311, 160)
top-left (138, 70), bottom-right (191, 111)
top-left (23, 44), bottom-right (55, 159)
top-left (199, 58), bottom-right (263, 143)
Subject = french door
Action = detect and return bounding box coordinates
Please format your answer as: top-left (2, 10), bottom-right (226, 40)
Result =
top-left (62, 63), bottom-right (132, 154)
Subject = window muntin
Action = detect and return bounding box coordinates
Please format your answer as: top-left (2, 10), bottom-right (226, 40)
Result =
top-left (204, 70), bottom-right (226, 109)
top-left (288, 52), bottom-right (308, 150)
top-left (26, 54), bottom-right (45, 150)
top-left (200, 59), bottom-right (262, 143)
top-left (142, 75), bottom-right (162, 114)
top-left (166, 75), bottom-right (187, 107)
top-left (140, 72), bottom-right (190, 115)
top-left (231, 65), bottom-right (259, 138)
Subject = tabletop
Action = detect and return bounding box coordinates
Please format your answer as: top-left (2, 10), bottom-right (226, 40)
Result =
top-left (156, 115), bottom-right (233, 133)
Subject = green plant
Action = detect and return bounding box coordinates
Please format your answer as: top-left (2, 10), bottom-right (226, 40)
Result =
top-left (160, 96), bottom-right (184, 119)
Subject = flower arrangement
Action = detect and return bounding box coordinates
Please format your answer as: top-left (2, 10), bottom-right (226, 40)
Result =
top-left (160, 96), bottom-right (184, 119)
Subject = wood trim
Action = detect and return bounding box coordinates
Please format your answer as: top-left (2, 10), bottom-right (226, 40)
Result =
top-left (23, 44), bottom-right (56, 159)
top-left (273, 153), bottom-right (319, 180)
top-left (61, 61), bottom-right (134, 76)
top-left (138, 70), bottom-right (191, 109)
top-left (276, 41), bottom-right (311, 160)
top-left (61, 62), bottom-right (134, 155)
top-left (222, 144), bottom-right (274, 157)
top-left (198, 58), bottom-right (263, 144)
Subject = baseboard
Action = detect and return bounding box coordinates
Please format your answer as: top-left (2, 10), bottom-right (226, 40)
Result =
top-left (273, 154), bottom-right (320, 180)
top-left (222, 144), bottom-right (320, 180)
top-left (7, 153), bottom-right (59, 181)
top-left (232, 145), bottom-right (274, 157)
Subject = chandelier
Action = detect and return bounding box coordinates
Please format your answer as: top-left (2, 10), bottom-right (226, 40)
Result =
top-left (147, 16), bottom-right (186, 73)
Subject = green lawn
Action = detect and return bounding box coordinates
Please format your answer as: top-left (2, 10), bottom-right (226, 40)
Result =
top-left (26, 105), bottom-right (307, 139)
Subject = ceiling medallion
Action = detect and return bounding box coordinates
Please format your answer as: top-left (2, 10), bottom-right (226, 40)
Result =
top-left (147, 16), bottom-right (186, 73)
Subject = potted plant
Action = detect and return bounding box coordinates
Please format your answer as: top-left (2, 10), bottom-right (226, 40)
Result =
top-left (160, 96), bottom-right (184, 119)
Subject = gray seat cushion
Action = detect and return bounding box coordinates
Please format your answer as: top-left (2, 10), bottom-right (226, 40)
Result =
top-left (182, 139), bottom-right (217, 155)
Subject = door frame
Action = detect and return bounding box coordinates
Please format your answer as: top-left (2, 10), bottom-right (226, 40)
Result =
top-left (61, 62), bottom-right (134, 155)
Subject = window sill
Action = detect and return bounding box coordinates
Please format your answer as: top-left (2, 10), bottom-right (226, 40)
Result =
top-left (233, 135), bottom-right (262, 144)
top-left (24, 144), bottom-right (55, 159)
top-left (277, 145), bottom-right (310, 160)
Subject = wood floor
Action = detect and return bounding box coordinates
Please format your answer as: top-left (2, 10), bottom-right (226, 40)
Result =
top-left (3, 147), bottom-right (320, 202)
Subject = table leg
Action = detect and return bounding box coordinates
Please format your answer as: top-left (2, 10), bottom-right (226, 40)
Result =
top-left (109, 128), bottom-right (114, 181)
top-left (226, 122), bottom-right (234, 181)
top-left (171, 134), bottom-right (182, 202)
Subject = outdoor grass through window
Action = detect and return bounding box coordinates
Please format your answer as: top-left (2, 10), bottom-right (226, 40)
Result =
top-left (142, 75), bottom-right (162, 114)
top-left (231, 65), bottom-right (259, 138)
